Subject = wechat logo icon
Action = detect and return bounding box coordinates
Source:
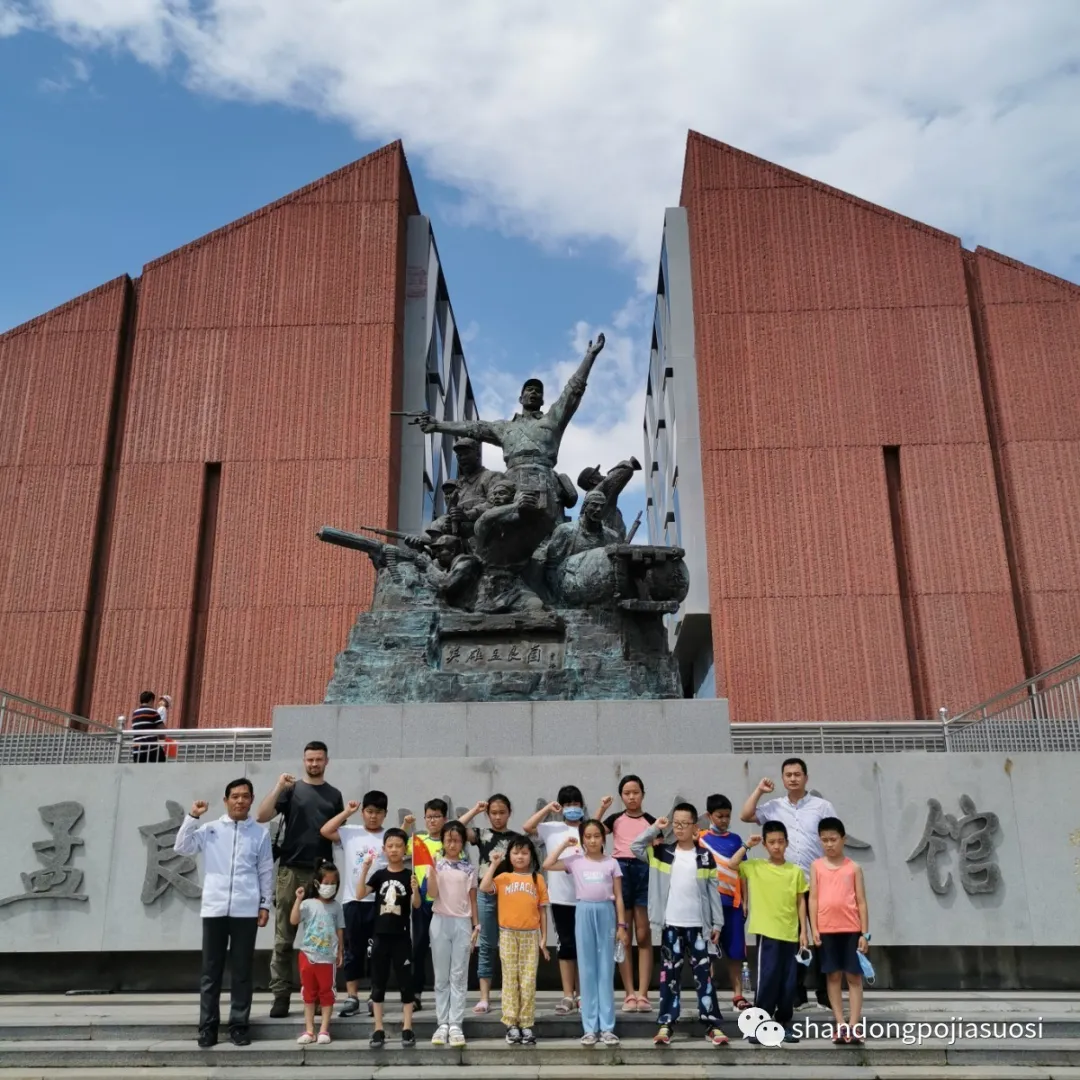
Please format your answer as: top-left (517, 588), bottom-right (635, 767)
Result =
top-left (738, 1006), bottom-right (785, 1047)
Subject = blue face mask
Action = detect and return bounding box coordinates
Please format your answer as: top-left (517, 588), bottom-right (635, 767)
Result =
top-left (562, 807), bottom-right (585, 822)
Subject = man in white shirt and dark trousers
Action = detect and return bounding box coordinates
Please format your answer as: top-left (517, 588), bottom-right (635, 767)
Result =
top-left (175, 778), bottom-right (274, 1048)
top-left (740, 758), bottom-right (836, 1009)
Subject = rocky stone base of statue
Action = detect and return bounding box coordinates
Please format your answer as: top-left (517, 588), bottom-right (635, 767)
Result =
top-left (324, 607), bottom-right (681, 703)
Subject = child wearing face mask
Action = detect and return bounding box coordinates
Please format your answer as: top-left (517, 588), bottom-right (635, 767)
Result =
top-left (290, 861), bottom-right (345, 1044)
top-left (523, 785), bottom-right (587, 1015)
top-left (480, 835), bottom-right (550, 1045)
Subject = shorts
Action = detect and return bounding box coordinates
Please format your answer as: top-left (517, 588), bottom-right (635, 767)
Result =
top-left (342, 902), bottom-right (376, 983)
top-left (818, 931), bottom-right (862, 976)
top-left (717, 903), bottom-right (746, 961)
top-left (551, 903), bottom-right (577, 961)
top-left (617, 858), bottom-right (649, 910)
top-left (299, 952), bottom-right (336, 1007)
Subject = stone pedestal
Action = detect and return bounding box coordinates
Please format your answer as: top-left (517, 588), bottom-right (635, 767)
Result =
top-left (324, 607), bottom-right (681, 704)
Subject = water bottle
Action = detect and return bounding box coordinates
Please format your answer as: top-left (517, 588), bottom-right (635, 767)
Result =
top-left (614, 938), bottom-right (626, 964)
top-left (740, 961), bottom-right (752, 999)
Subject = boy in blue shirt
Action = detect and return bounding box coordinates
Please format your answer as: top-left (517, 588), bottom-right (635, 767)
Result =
top-left (699, 794), bottom-right (750, 1011)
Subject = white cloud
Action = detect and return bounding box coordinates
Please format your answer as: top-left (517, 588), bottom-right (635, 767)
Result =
top-left (38, 54), bottom-right (92, 92)
top-left (8, 0), bottom-right (1080, 280)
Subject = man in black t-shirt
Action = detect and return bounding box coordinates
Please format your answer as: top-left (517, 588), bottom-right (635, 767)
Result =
top-left (255, 741), bottom-right (343, 1018)
top-left (357, 829), bottom-right (418, 1048)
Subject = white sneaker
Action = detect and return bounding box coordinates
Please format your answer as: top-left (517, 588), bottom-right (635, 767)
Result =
top-left (431, 1024), bottom-right (449, 1046)
top-left (316, 1032), bottom-right (331, 1045)
top-left (448, 1025), bottom-right (467, 1047)
top-left (296, 1031), bottom-right (315, 1044)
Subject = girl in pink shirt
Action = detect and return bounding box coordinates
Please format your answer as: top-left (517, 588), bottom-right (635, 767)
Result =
top-left (544, 820), bottom-right (630, 1046)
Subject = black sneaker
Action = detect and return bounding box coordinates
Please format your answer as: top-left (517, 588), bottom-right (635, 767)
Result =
top-left (784, 1028), bottom-right (800, 1043)
top-left (269, 996), bottom-right (290, 1018)
top-left (402, 1029), bottom-right (416, 1048)
top-left (505, 1025), bottom-right (521, 1044)
top-left (520, 1027), bottom-right (536, 1045)
top-left (369, 1029), bottom-right (386, 1049)
top-left (338, 996), bottom-right (360, 1018)
top-left (228, 1028), bottom-right (251, 1047)
top-left (412, 996), bottom-right (423, 1013)
top-left (197, 1030), bottom-right (217, 1048)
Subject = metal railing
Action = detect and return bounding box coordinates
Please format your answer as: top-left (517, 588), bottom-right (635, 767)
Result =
top-left (0, 690), bottom-right (123, 765)
top-left (942, 652), bottom-right (1080, 752)
top-left (729, 721), bottom-right (946, 755)
top-left (117, 728), bottom-right (273, 764)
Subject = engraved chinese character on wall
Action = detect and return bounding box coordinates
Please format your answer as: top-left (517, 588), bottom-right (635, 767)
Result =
top-left (0, 802), bottom-right (88, 906)
top-left (907, 794), bottom-right (1000, 895)
top-left (139, 800), bottom-right (202, 904)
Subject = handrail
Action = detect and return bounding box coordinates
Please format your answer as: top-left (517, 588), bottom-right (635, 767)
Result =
top-left (0, 688), bottom-right (120, 735)
top-left (944, 651), bottom-right (1080, 728)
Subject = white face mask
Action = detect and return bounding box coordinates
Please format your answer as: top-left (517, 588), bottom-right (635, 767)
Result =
top-left (317, 883), bottom-right (338, 899)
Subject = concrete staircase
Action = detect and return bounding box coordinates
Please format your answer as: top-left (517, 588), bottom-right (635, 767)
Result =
top-left (2, 990), bottom-right (1080, 1078)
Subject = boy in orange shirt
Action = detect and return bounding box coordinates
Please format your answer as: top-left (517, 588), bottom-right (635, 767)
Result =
top-left (809, 817), bottom-right (869, 1044)
top-left (479, 836), bottom-right (550, 1045)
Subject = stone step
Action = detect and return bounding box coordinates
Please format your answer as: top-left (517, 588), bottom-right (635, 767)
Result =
top-left (2, 1036), bottom-right (1080, 1071)
top-left (5, 1067), bottom-right (1080, 1080)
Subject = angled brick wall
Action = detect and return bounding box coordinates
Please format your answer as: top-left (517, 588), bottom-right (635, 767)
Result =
top-left (970, 249), bottom-right (1080, 675)
top-left (89, 143), bottom-right (417, 728)
top-left (682, 132), bottom-right (1025, 721)
top-left (0, 278), bottom-right (128, 710)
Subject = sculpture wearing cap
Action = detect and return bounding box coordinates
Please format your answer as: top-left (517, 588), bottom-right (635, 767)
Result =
top-left (416, 334), bottom-right (605, 546)
top-left (577, 458), bottom-right (642, 542)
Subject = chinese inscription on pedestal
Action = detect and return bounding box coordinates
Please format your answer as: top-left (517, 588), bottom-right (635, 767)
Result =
top-left (139, 800), bottom-right (202, 904)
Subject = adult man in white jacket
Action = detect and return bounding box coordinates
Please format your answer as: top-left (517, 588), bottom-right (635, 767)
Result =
top-left (175, 777), bottom-right (274, 1047)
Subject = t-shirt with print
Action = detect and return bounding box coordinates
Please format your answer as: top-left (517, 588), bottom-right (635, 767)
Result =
top-left (432, 857), bottom-right (478, 919)
top-left (338, 826), bottom-right (386, 906)
top-left (699, 830), bottom-right (743, 907)
top-left (563, 848), bottom-right (622, 902)
top-left (738, 858), bottom-right (808, 942)
top-left (472, 828), bottom-right (513, 876)
top-left (274, 780), bottom-right (344, 869)
top-left (494, 872), bottom-right (549, 931)
top-left (366, 868), bottom-right (413, 936)
top-left (603, 810), bottom-right (657, 859)
top-left (537, 821), bottom-right (580, 906)
top-left (297, 897), bottom-right (345, 964)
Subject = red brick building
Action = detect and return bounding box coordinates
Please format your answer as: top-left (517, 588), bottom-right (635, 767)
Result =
top-left (0, 142), bottom-right (477, 727)
top-left (645, 131), bottom-right (1080, 722)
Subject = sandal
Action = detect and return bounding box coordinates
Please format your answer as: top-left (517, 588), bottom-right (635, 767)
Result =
top-left (621, 995), bottom-right (640, 1012)
top-left (834, 1023), bottom-right (849, 1045)
top-left (636, 996), bottom-right (654, 1012)
top-left (732, 995), bottom-right (751, 1011)
top-left (472, 1000), bottom-right (490, 1015)
top-left (555, 996), bottom-right (575, 1015)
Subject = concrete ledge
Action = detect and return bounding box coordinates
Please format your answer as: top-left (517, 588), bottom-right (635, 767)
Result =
top-left (274, 698), bottom-right (731, 759)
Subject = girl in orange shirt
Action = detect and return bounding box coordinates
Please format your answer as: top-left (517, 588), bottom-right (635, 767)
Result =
top-left (479, 835), bottom-right (550, 1045)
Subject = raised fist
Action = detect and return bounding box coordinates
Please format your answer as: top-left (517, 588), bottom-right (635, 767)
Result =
top-left (402, 814), bottom-right (416, 830)
top-left (490, 849), bottom-right (505, 866)
top-left (473, 800), bottom-right (489, 814)
top-left (548, 801), bottom-right (562, 814)
top-left (758, 778), bottom-right (775, 794)
top-left (363, 850), bottom-right (376, 865)
top-left (747, 834), bottom-right (762, 847)
top-left (278, 773), bottom-right (296, 789)
top-left (346, 801), bottom-right (361, 814)
top-left (598, 795), bottom-right (614, 814)
top-left (295, 887), bottom-right (306, 901)
top-left (190, 800), bottom-right (209, 818)
top-left (655, 817), bottom-right (670, 830)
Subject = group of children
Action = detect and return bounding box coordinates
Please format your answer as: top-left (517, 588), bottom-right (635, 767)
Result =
top-left (288, 775), bottom-right (870, 1049)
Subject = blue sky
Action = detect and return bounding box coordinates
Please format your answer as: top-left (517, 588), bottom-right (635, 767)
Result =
top-left (2, 2), bottom-right (1079, 534)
